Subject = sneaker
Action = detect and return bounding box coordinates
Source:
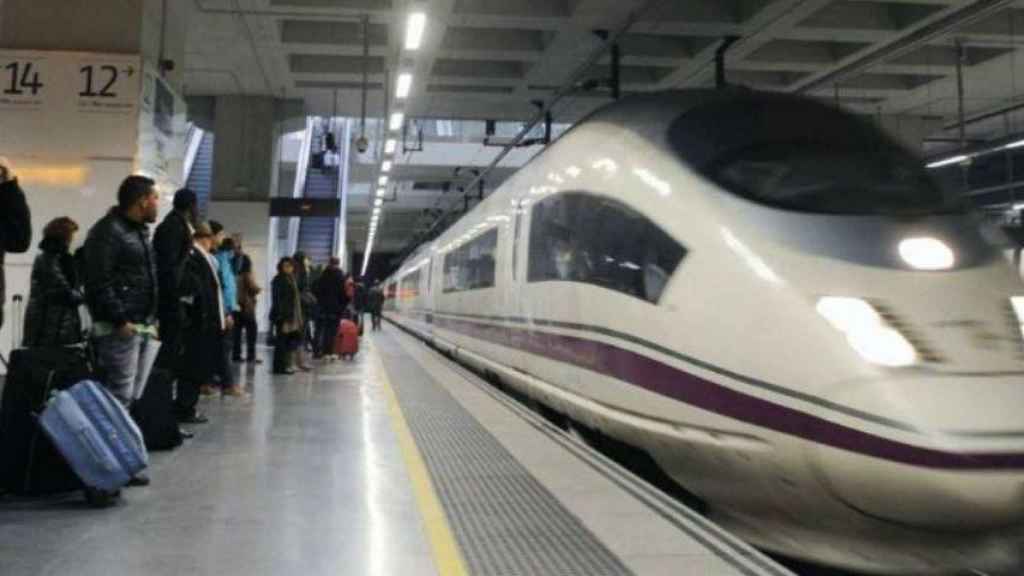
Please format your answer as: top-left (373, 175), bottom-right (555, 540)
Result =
top-left (200, 385), bottom-right (217, 397)
top-left (222, 385), bottom-right (247, 398)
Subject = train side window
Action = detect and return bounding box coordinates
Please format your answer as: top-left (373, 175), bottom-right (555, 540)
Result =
top-left (527, 192), bottom-right (685, 304)
top-left (443, 228), bottom-right (498, 293)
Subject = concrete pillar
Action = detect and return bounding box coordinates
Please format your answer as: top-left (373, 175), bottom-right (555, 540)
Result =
top-left (212, 96), bottom-right (279, 203)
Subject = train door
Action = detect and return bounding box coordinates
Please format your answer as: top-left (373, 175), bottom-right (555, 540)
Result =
top-left (423, 255), bottom-right (435, 339)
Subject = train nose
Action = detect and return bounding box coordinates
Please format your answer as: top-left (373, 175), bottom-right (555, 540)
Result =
top-left (812, 376), bottom-right (1024, 531)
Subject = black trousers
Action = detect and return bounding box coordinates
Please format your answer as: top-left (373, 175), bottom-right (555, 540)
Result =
top-left (272, 329), bottom-right (299, 373)
top-left (315, 314), bottom-right (340, 357)
top-left (215, 329), bottom-right (234, 388)
top-left (232, 312), bottom-right (258, 360)
top-left (371, 311), bottom-right (382, 330)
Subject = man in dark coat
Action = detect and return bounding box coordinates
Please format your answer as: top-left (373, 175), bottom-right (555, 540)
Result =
top-left (83, 175), bottom-right (160, 487)
top-left (0, 158), bottom-right (32, 331)
top-left (312, 257), bottom-right (347, 358)
top-left (153, 189), bottom-right (196, 369)
top-left (175, 223), bottom-right (223, 424)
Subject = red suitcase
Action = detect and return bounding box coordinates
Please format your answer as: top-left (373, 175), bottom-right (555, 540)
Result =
top-left (336, 319), bottom-right (360, 359)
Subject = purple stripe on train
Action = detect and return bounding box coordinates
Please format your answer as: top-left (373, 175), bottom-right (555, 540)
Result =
top-left (423, 313), bottom-right (1024, 471)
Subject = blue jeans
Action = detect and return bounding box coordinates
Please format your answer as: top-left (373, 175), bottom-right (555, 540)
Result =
top-left (93, 333), bottom-right (157, 406)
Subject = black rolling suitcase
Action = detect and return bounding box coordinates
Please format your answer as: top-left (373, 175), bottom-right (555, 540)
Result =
top-left (0, 345), bottom-right (94, 495)
top-left (130, 368), bottom-right (183, 451)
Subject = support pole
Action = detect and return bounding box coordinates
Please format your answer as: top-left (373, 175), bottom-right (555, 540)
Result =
top-left (610, 42), bottom-right (621, 100)
top-left (716, 36), bottom-right (740, 89)
top-left (956, 40), bottom-right (967, 152)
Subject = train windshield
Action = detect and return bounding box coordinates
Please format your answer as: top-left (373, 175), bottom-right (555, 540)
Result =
top-left (707, 141), bottom-right (967, 216)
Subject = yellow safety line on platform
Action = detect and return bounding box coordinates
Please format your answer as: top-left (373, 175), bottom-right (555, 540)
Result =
top-left (370, 341), bottom-right (470, 576)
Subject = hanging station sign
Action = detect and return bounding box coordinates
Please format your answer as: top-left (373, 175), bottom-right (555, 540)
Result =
top-left (0, 49), bottom-right (142, 158)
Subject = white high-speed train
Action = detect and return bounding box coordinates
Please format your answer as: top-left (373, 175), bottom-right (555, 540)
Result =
top-left (383, 90), bottom-right (1024, 574)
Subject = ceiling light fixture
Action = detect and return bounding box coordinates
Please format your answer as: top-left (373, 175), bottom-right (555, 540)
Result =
top-left (378, 176), bottom-right (388, 186)
top-left (405, 12), bottom-right (427, 50)
top-left (390, 112), bottom-right (405, 131)
top-left (384, 139), bottom-right (397, 154)
top-left (381, 160), bottom-right (392, 172)
top-left (396, 73), bottom-right (413, 99)
top-left (926, 154), bottom-right (969, 169)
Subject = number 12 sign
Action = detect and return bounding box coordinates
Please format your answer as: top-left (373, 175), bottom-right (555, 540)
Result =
top-left (0, 50), bottom-right (140, 114)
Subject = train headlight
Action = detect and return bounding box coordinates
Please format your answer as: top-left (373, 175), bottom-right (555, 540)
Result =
top-left (898, 237), bottom-right (954, 271)
top-left (816, 297), bottom-right (918, 367)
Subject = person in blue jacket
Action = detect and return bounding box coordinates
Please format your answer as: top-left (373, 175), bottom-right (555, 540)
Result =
top-left (209, 221), bottom-right (244, 397)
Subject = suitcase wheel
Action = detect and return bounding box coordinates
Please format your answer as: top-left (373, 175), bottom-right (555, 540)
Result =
top-left (84, 487), bottom-right (121, 508)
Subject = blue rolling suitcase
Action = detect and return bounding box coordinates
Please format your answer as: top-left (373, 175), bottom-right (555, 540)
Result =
top-left (38, 380), bottom-right (148, 493)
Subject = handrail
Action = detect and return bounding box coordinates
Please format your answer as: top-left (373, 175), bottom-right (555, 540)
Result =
top-left (287, 116), bottom-right (315, 256)
top-left (182, 125), bottom-right (204, 183)
top-left (335, 119), bottom-right (352, 266)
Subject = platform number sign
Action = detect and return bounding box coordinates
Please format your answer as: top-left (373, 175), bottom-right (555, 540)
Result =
top-left (3, 61), bottom-right (44, 96)
top-left (79, 65), bottom-right (120, 98)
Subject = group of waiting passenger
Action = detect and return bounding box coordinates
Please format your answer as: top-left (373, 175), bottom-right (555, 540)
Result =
top-left (269, 252), bottom-right (385, 375)
top-left (0, 162), bottom-right (384, 486)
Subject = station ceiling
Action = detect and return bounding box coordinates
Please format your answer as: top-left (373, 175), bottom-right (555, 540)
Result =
top-left (184, 0), bottom-right (1024, 257)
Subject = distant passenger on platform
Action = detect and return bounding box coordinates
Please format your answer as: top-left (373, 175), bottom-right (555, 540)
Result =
top-left (313, 257), bottom-right (347, 360)
top-left (232, 237), bottom-right (261, 364)
top-left (83, 175), bottom-right (160, 487)
top-left (154, 188), bottom-right (197, 372)
top-left (23, 217), bottom-right (83, 347)
top-left (270, 257), bottom-right (303, 375)
top-left (368, 282), bottom-right (384, 331)
top-left (0, 157), bottom-right (32, 332)
top-left (176, 223), bottom-right (223, 423)
top-left (211, 227), bottom-right (245, 397)
top-left (354, 280), bottom-right (368, 330)
top-left (292, 250), bottom-right (314, 371)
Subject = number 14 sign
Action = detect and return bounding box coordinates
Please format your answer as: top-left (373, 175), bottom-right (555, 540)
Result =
top-left (0, 50), bottom-right (140, 115)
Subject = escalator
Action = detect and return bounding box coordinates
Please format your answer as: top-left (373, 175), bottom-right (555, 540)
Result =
top-left (295, 120), bottom-right (340, 266)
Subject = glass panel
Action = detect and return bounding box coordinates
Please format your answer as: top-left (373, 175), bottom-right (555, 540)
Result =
top-left (443, 228), bottom-right (499, 293)
top-left (527, 192), bottom-right (685, 304)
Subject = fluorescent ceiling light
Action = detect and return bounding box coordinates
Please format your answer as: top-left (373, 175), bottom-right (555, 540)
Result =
top-left (1007, 140), bottom-right (1024, 150)
top-left (379, 176), bottom-right (388, 186)
top-left (405, 12), bottom-right (426, 50)
top-left (373, 207), bottom-right (381, 214)
top-left (381, 160), bottom-right (392, 172)
top-left (374, 198), bottom-right (383, 207)
top-left (384, 139), bottom-right (397, 154)
top-left (396, 73), bottom-right (413, 99)
top-left (926, 154), bottom-right (968, 169)
top-left (389, 112), bottom-right (405, 131)
top-left (376, 188), bottom-right (387, 197)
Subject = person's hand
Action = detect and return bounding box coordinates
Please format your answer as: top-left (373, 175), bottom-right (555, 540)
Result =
top-left (117, 323), bottom-right (136, 339)
top-left (0, 157), bottom-right (11, 183)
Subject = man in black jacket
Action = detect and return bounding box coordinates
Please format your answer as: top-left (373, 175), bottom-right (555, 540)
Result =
top-left (83, 175), bottom-right (160, 487)
top-left (313, 257), bottom-right (347, 359)
top-left (153, 189), bottom-right (196, 370)
top-left (0, 158), bottom-right (32, 331)
top-left (175, 223), bottom-right (223, 424)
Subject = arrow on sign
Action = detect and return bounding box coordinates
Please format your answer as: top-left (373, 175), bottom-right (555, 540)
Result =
top-left (124, 65), bottom-right (135, 77)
